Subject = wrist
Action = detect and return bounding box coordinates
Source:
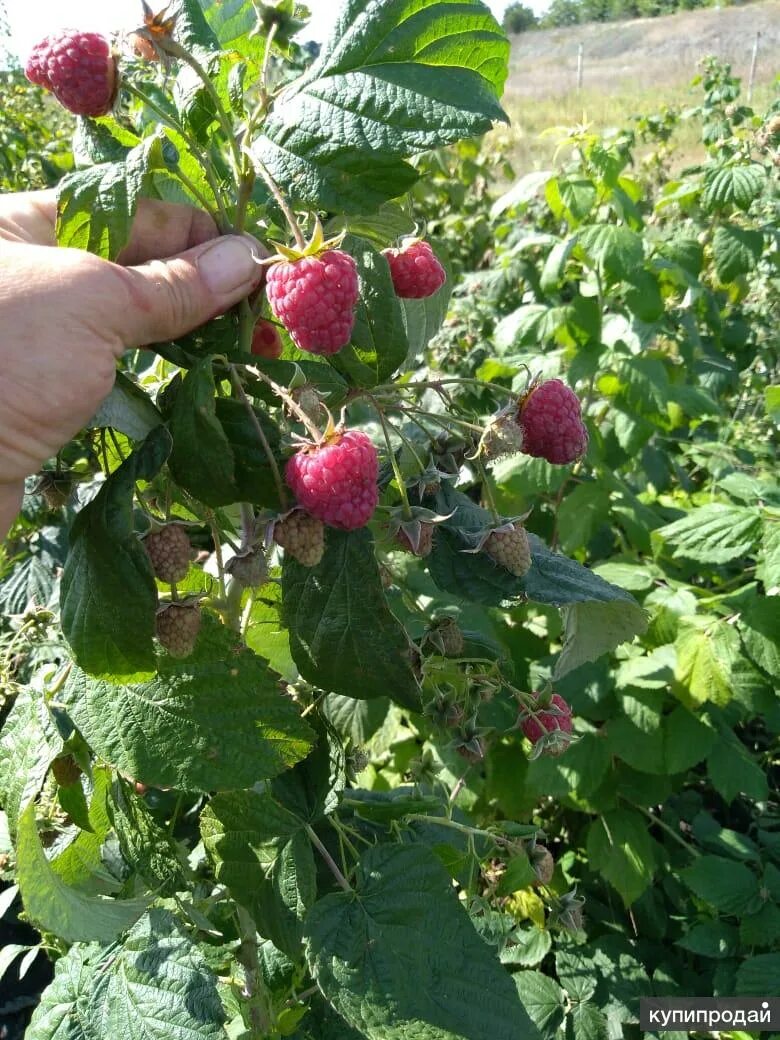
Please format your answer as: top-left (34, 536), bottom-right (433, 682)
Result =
top-left (0, 481), bottom-right (24, 540)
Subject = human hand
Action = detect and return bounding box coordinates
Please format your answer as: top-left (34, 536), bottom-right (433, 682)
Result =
top-left (0, 191), bottom-right (263, 534)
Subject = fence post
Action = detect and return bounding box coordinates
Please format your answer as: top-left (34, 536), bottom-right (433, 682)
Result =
top-left (577, 42), bottom-right (584, 90)
top-left (748, 31), bottom-right (760, 103)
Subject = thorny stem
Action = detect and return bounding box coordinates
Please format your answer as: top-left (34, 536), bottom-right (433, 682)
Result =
top-left (229, 365), bottom-right (289, 509)
top-left (245, 365), bottom-right (322, 441)
top-left (474, 457), bottom-right (500, 521)
top-left (305, 824), bottom-right (353, 892)
top-left (253, 156), bottom-right (307, 250)
top-left (376, 377), bottom-right (519, 401)
top-left (235, 905), bottom-right (274, 1037)
top-left (404, 813), bottom-right (515, 849)
top-left (286, 984), bottom-right (320, 1008)
top-left (402, 405), bottom-right (484, 434)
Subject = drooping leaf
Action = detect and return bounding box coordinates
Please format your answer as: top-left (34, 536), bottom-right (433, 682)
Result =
top-left (16, 803), bottom-right (149, 944)
top-left (282, 528), bottom-right (421, 711)
top-left (252, 0), bottom-right (509, 212)
top-left (305, 843), bottom-right (540, 1040)
top-left (60, 426), bottom-right (172, 678)
top-left (58, 614), bottom-right (314, 792)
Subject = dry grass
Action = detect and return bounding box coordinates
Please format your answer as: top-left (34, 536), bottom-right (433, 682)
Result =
top-left (493, 0), bottom-right (780, 173)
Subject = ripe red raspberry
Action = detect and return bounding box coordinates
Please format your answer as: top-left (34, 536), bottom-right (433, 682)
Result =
top-left (143, 525), bottom-right (191, 585)
top-left (383, 239), bottom-right (446, 299)
top-left (155, 603), bottom-right (201, 659)
top-left (285, 430), bottom-right (378, 531)
top-left (251, 319), bottom-right (283, 359)
top-left (273, 510), bottom-right (325, 567)
top-left (485, 523), bottom-right (531, 577)
top-left (520, 692), bottom-right (573, 756)
top-left (519, 379), bottom-right (588, 465)
top-left (25, 30), bottom-right (117, 117)
top-left (266, 250), bottom-right (359, 355)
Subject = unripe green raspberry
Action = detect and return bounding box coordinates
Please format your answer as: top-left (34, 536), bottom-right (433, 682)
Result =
top-left (227, 550), bottom-right (269, 589)
top-left (485, 523), bottom-right (531, 577)
top-left (155, 602), bottom-right (201, 659)
top-left (274, 510), bottom-right (325, 567)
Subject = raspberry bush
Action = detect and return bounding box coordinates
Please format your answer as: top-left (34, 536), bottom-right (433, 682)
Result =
top-left (0, 6), bottom-right (777, 1040)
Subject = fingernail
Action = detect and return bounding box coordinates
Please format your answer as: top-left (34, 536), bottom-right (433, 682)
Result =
top-left (197, 235), bottom-right (260, 294)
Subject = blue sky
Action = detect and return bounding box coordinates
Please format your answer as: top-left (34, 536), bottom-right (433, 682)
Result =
top-left (4, 0), bottom-right (544, 63)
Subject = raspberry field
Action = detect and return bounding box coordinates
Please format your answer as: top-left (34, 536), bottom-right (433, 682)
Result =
top-left (1, 2), bottom-right (778, 1039)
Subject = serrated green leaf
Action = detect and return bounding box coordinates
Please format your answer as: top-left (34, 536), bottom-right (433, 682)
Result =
top-left (17, 803), bottom-right (149, 944)
top-left (738, 594), bottom-right (780, 679)
top-left (680, 855), bottom-right (762, 915)
top-left (245, 580), bottom-right (297, 682)
top-left (655, 503), bottom-right (762, 565)
top-left (51, 768), bottom-right (114, 891)
top-left (735, 953), bottom-right (780, 996)
top-left (702, 163), bottom-right (765, 212)
top-left (60, 426), bottom-right (172, 678)
top-left (0, 690), bottom-right (58, 835)
top-left (676, 920), bottom-right (738, 959)
top-left (757, 515), bottom-right (780, 590)
top-left (664, 705), bottom-right (716, 774)
top-left (578, 224), bottom-right (644, 281)
top-left (107, 780), bottom-right (188, 896)
top-left (25, 943), bottom-right (99, 1040)
top-left (282, 528), bottom-right (421, 711)
top-left (706, 734), bottom-right (768, 804)
top-left (56, 138), bottom-right (164, 260)
top-left (674, 617), bottom-right (740, 708)
top-left (557, 482), bottom-right (611, 554)
top-left (201, 789), bottom-right (316, 956)
top-left (566, 1003), bottom-right (608, 1040)
top-left (554, 599), bottom-right (648, 680)
top-left (586, 810), bottom-right (657, 906)
top-left (712, 223), bottom-right (764, 283)
top-left (329, 234), bottom-right (409, 387)
top-left (59, 614), bottom-right (314, 792)
top-left (252, 0), bottom-right (509, 212)
top-left (88, 908), bottom-right (226, 1040)
top-left (514, 971), bottom-right (566, 1039)
top-left (305, 843), bottom-right (540, 1040)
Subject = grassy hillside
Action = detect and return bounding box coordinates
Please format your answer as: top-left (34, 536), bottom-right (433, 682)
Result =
top-left (495, 0), bottom-right (779, 169)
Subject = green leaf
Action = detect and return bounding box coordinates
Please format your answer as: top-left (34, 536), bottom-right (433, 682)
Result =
top-left (167, 358), bottom-right (238, 506)
top-left (578, 224), bottom-right (644, 281)
top-left (655, 503), bottom-right (762, 565)
top-left (675, 617), bottom-right (741, 708)
top-left (50, 767), bottom-right (114, 891)
top-left (765, 385), bottom-right (780, 423)
top-left (664, 705), bottom-right (716, 774)
top-left (676, 920), bottom-right (738, 959)
top-left (680, 855), bottom-right (762, 915)
top-left (0, 690), bottom-right (58, 835)
top-left (252, 0), bottom-right (509, 212)
top-left (706, 734), bottom-right (768, 804)
top-left (757, 514), bottom-right (780, 590)
top-left (214, 397), bottom-right (282, 508)
top-left (169, 0), bottom-right (222, 55)
top-left (60, 426), bottom-right (172, 678)
top-left (554, 599), bottom-right (648, 680)
top-left (201, 789), bottom-right (316, 956)
top-left (400, 271), bottom-right (454, 359)
top-left (25, 943), bottom-right (99, 1040)
top-left (59, 614), bottom-right (314, 792)
top-left (711, 223), bottom-right (764, 283)
top-left (330, 234), bottom-right (409, 387)
top-left (514, 971), bottom-right (566, 1039)
top-left (56, 138), bottom-right (164, 259)
top-left (430, 487), bottom-right (643, 617)
top-left (89, 372), bottom-right (163, 440)
top-left (107, 780), bottom-right (188, 896)
top-left (555, 947), bottom-right (597, 1003)
top-left (566, 1003), bottom-right (608, 1040)
top-left (556, 482), bottom-right (611, 554)
top-left (702, 163), bottom-right (765, 212)
top-left (735, 953), bottom-right (780, 996)
top-left (586, 809), bottom-right (657, 906)
top-left (282, 528), bottom-right (421, 711)
top-left (16, 803), bottom-right (149, 944)
top-left (305, 843), bottom-right (540, 1040)
top-left (245, 579), bottom-right (297, 682)
top-left (88, 908), bottom-right (226, 1040)
top-left (738, 594), bottom-right (780, 679)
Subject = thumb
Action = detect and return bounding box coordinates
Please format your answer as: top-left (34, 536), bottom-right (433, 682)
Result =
top-left (116, 234), bottom-right (265, 347)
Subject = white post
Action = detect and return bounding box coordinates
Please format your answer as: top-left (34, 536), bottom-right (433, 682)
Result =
top-left (577, 42), bottom-right (584, 91)
top-left (748, 31), bottom-right (760, 103)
